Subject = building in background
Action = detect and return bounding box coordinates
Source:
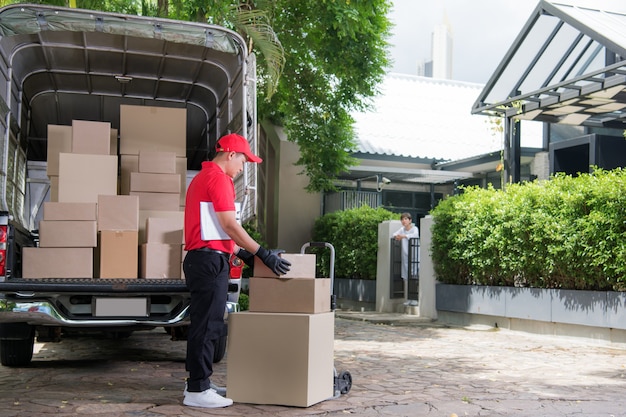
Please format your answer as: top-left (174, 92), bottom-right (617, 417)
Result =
top-left (418, 14), bottom-right (453, 79)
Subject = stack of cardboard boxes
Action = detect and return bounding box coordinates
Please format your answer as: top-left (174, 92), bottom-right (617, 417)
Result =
top-left (97, 195), bottom-right (140, 278)
top-left (22, 105), bottom-right (189, 279)
top-left (119, 105), bottom-right (187, 279)
top-left (227, 254), bottom-right (335, 407)
top-left (23, 120), bottom-right (117, 278)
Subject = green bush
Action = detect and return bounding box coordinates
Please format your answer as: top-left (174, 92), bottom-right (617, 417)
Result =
top-left (238, 292), bottom-right (249, 311)
top-left (312, 205), bottom-right (398, 279)
top-left (430, 168), bottom-right (626, 291)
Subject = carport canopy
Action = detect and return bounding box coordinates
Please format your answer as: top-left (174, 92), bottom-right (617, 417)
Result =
top-left (472, 0), bottom-right (626, 129)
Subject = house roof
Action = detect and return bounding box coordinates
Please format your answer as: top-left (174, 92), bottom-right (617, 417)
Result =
top-left (348, 74), bottom-right (543, 184)
top-left (472, 0), bottom-right (626, 128)
top-left (353, 74), bottom-right (510, 162)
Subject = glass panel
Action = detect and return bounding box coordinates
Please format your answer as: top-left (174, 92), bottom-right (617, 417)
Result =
top-left (568, 42), bottom-right (605, 77)
top-left (518, 23), bottom-right (581, 93)
top-left (548, 33), bottom-right (595, 84)
top-left (485, 14), bottom-right (561, 105)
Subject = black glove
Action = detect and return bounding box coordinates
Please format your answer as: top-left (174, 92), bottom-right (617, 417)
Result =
top-left (235, 248), bottom-right (255, 268)
top-left (255, 246), bottom-right (292, 275)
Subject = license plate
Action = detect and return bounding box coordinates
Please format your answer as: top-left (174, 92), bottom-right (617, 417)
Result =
top-left (94, 297), bottom-right (149, 317)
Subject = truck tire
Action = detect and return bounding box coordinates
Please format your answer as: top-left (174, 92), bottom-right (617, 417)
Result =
top-left (1, 335), bottom-right (34, 366)
top-left (213, 334), bottom-right (227, 363)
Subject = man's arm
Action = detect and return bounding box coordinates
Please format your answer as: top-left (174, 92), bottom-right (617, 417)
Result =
top-left (216, 210), bottom-right (291, 275)
top-left (216, 210), bottom-right (259, 253)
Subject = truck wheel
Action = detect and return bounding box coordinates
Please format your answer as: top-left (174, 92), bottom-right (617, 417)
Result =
top-left (213, 334), bottom-right (227, 363)
top-left (1, 336), bottom-right (34, 366)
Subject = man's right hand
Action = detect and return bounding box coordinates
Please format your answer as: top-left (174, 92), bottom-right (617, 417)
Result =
top-left (255, 246), bottom-right (292, 275)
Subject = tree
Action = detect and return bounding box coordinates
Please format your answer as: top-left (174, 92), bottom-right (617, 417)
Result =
top-left (260, 0), bottom-right (392, 192)
top-left (14, 0), bottom-right (393, 192)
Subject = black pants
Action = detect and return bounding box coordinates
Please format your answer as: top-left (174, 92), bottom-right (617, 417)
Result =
top-left (183, 250), bottom-right (229, 393)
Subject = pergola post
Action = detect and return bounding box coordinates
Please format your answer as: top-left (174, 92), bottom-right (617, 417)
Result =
top-left (504, 116), bottom-right (521, 184)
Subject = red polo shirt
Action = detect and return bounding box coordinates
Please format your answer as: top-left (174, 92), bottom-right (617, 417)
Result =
top-left (184, 161), bottom-right (236, 253)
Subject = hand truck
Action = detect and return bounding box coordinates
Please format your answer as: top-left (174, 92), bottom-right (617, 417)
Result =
top-left (300, 242), bottom-right (352, 398)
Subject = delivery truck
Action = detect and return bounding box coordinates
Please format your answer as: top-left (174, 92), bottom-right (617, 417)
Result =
top-left (0, 4), bottom-right (259, 366)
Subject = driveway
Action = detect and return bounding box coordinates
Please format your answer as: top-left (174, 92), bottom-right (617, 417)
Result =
top-left (1, 315), bottom-right (625, 416)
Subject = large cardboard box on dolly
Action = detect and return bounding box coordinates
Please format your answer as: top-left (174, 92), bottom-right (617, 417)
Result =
top-left (227, 311), bottom-right (335, 407)
top-left (253, 253), bottom-right (317, 278)
top-left (22, 247), bottom-right (94, 279)
top-left (249, 277), bottom-right (331, 314)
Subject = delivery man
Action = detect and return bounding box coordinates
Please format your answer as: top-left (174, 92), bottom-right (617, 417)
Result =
top-left (182, 133), bottom-right (291, 408)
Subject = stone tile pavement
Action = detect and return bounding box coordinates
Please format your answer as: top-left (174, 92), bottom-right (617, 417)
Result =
top-left (1, 312), bottom-right (626, 416)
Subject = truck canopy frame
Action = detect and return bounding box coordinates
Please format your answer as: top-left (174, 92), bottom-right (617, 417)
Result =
top-left (0, 4), bottom-right (258, 229)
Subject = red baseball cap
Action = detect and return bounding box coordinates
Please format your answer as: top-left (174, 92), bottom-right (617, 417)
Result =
top-left (215, 133), bottom-right (262, 163)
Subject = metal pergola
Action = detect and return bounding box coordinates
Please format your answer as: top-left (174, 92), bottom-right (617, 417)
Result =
top-left (472, 0), bottom-right (626, 183)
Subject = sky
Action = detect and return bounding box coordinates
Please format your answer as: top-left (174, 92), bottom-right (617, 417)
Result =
top-left (387, 0), bottom-right (540, 84)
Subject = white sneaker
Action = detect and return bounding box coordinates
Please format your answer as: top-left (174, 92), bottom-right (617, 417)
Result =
top-left (183, 388), bottom-right (233, 408)
top-left (184, 382), bottom-right (227, 397)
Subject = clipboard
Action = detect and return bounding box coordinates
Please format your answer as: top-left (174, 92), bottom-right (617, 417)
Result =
top-left (200, 201), bottom-right (241, 240)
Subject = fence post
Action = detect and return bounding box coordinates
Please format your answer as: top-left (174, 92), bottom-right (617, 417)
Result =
top-left (418, 215), bottom-right (437, 319)
top-left (376, 220), bottom-right (402, 312)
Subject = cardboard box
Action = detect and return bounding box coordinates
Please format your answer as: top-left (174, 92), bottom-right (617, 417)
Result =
top-left (227, 311), bottom-right (334, 407)
top-left (138, 210), bottom-right (184, 244)
top-left (130, 172), bottom-right (181, 193)
top-left (249, 278), bottom-right (331, 314)
top-left (58, 153), bottom-right (117, 203)
top-left (43, 202), bottom-right (97, 221)
top-left (140, 243), bottom-right (182, 279)
top-left (23, 247), bottom-right (94, 278)
top-left (139, 151), bottom-right (177, 174)
top-left (253, 253), bottom-right (317, 278)
top-left (146, 216), bottom-right (184, 244)
top-left (38, 220), bottom-right (97, 248)
top-left (49, 175), bottom-right (59, 202)
top-left (110, 128), bottom-right (118, 156)
top-left (46, 125), bottom-right (72, 176)
top-left (119, 105), bottom-right (187, 157)
top-left (97, 195), bottom-right (139, 231)
top-left (131, 192), bottom-right (180, 211)
top-left (120, 155), bottom-right (187, 206)
top-left (119, 154), bottom-right (139, 195)
top-left (71, 120), bottom-right (111, 155)
top-left (177, 157), bottom-right (187, 207)
top-left (98, 230), bottom-right (138, 278)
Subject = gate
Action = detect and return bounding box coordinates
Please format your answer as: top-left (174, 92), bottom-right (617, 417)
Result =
top-left (390, 237), bottom-right (419, 301)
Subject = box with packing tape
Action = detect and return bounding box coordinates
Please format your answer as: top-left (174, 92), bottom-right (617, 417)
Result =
top-left (248, 277), bottom-right (331, 314)
top-left (253, 253), bottom-right (316, 278)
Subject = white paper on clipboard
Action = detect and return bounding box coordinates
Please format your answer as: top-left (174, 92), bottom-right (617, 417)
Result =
top-left (200, 202), bottom-right (241, 241)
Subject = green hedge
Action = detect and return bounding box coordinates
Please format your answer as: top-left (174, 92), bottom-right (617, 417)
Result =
top-left (312, 205), bottom-right (398, 279)
top-left (430, 168), bottom-right (626, 291)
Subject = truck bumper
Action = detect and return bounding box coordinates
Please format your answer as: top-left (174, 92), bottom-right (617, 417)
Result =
top-left (0, 299), bottom-right (190, 327)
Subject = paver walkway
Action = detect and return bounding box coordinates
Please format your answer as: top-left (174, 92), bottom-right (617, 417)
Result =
top-left (1, 314), bottom-right (625, 416)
